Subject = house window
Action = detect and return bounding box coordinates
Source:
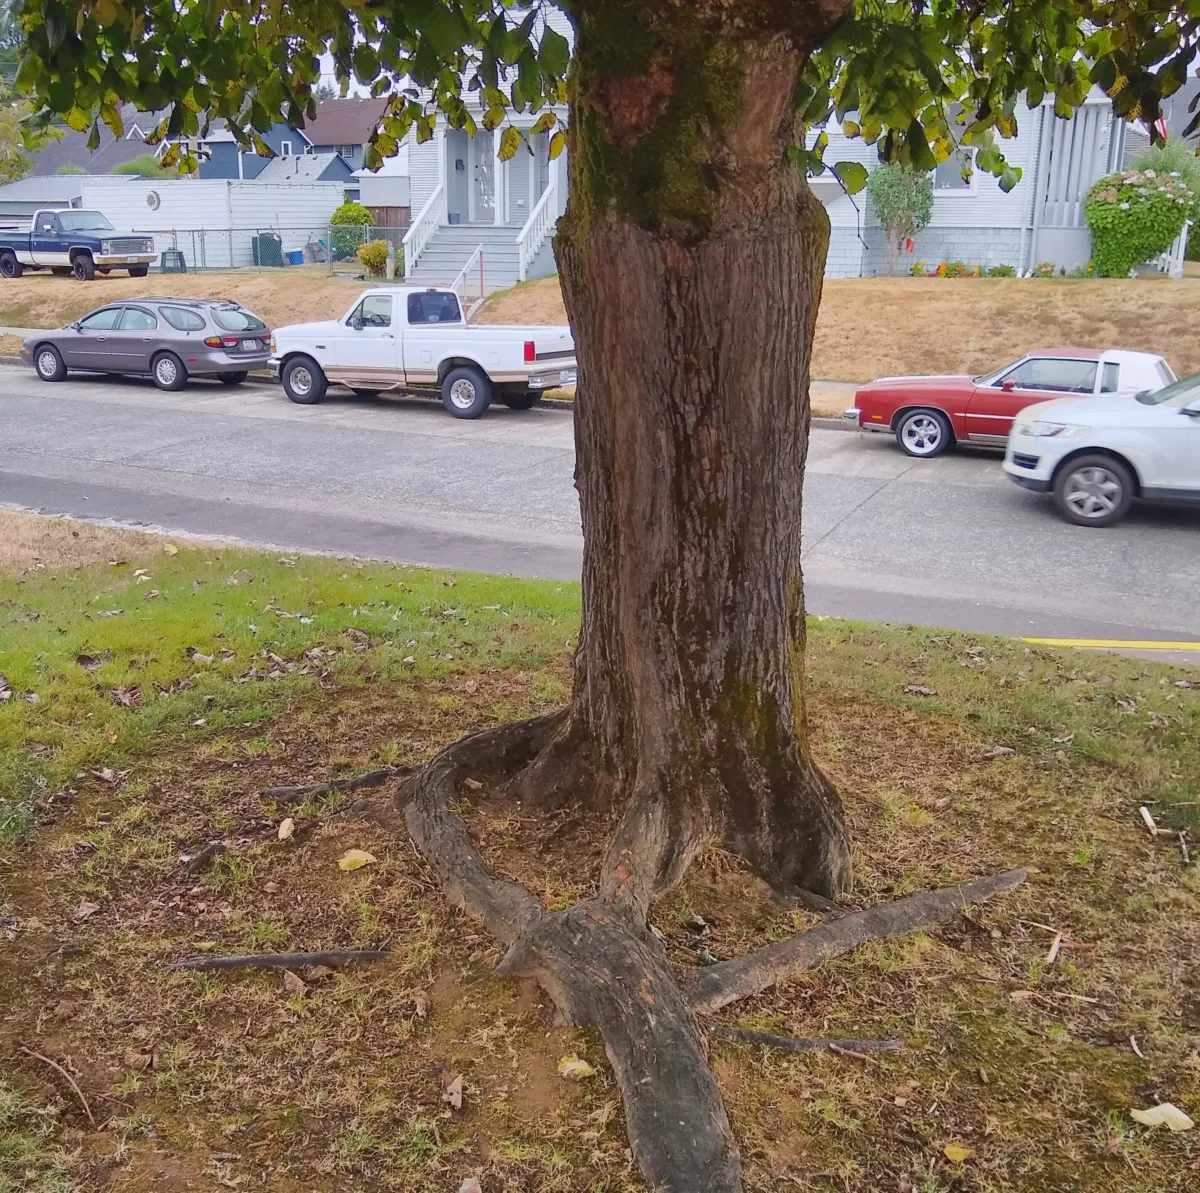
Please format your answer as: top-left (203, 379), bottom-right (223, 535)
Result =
top-left (280, 140), bottom-right (293, 156)
top-left (340, 144), bottom-right (357, 157)
top-left (934, 147), bottom-right (976, 192)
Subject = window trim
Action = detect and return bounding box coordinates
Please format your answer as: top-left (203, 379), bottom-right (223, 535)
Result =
top-left (77, 307), bottom-right (124, 332)
top-left (280, 139), bottom-right (293, 157)
top-left (933, 146), bottom-right (979, 197)
top-left (1000, 356), bottom-right (1099, 395)
top-left (160, 305), bottom-right (207, 332)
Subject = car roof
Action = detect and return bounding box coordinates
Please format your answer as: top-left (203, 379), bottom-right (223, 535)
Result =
top-left (136, 297), bottom-right (243, 308)
top-left (1028, 347), bottom-right (1164, 364)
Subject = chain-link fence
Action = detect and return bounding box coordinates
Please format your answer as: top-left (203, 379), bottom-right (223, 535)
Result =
top-left (126, 223), bottom-right (409, 276)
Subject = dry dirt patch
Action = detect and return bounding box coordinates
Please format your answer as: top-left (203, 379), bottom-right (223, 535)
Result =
top-left (0, 509), bottom-right (181, 575)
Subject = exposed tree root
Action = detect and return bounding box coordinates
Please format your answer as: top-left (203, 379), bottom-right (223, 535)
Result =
top-left (169, 949), bottom-right (389, 972)
top-left (263, 765), bottom-right (411, 805)
top-left (389, 719), bottom-right (1028, 1193)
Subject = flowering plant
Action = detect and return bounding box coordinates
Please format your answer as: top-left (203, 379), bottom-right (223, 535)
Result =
top-left (1084, 169), bottom-right (1192, 276)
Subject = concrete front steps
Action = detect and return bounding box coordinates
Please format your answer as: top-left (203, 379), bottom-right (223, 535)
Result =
top-left (406, 223), bottom-right (557, 293)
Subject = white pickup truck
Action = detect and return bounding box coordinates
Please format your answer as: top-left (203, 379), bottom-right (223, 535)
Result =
top-left (268, 286), bottom-right (576, 418)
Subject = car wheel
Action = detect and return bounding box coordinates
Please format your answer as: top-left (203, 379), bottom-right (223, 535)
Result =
top-left (502, 391), bottom-right (541, 410)
top-left (151, 351), bottom-right (187, 392)
top-left (72, 253), bottom-right (96, 281)
top-left (282, 356), bottom-right (326, 405)
top-left (1052, 454), bottom-right (1135, 527)
top-left (441, 365), bottom-right (492, 419)
top-left (128, 265), bottom-right (149, 278)
top-left (219, 371), bottom-right (249, 386)
top-left (0, 251), bottom-right (23, 279)
top-left (895, 408), bottom-right (953, 458)
top-left (33, 344), bottom-right (66, 382)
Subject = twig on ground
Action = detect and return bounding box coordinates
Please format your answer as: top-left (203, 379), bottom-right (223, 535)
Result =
top-left (1130, 1035), bottom-right (1145, 1059)
top-left (19, 1045), bottom-right (96, 1128)
top-left (710, 1023), bottom-right (903, 1054)
top-left (827, 1043), bottom-right (874, 1061)
top-left (1181, 833), bottom-right (1191, 866)
top-left (1046, 932), bottom-right (1063, 965)
top-left (169, 949), bottom-right (389, 972)
top-left (263, 766), bottom-right (410, 805)
top-left (180, 841), bottom-right (226, 875)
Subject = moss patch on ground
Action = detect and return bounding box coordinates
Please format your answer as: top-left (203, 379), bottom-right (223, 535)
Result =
top-left (1, 514), bottom-right (1197, 1192)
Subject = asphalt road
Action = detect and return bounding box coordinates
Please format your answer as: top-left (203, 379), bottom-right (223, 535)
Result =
top-left (2, 367), bottom-right (1198, 647)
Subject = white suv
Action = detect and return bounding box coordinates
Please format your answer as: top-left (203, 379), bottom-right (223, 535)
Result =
top-left (1003, 372), bottom-right (1200, 526)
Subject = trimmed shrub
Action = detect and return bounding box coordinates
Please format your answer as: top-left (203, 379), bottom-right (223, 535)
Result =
top-left (866, 164), bottom-right (933, 275)
top-left (357, 238), bottom-right (390, 277)
top-left (330, 200), bottom-right (373, 262)
top-left (986, 263), bottom-right (1017, 277)
top-left (1084, 168), bottom-right (1192, 277)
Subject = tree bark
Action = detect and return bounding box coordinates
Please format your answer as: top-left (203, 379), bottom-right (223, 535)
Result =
top-left (532, 1), bottom-right (854, 907)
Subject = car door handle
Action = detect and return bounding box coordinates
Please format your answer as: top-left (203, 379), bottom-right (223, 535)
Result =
top-left (96, 336), bottom-right (108, 342)
top-left (382, 333), bottom-right (394, 339)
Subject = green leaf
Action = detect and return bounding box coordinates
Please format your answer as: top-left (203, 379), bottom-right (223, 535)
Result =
top-left (548, 130), bottom-right (566, 160)
top-left (539, 27), bottom-right (570, 79)
top-left (842, 119), bottom-right (860, 138)
top-left (498, 125), bottom-right (521, 161)
top-left (63, 106), bottom-right (91, 133)
top-left (353, 44), bottom-right (379, 85)
top-left (482, 105), bottom-right (505, 131)
top-left (998, 166), bottom-right (1021, 193)
top-left (100, 102), bottom-right (124, 139)
top-left (832, 161), bottom-right (868, 194)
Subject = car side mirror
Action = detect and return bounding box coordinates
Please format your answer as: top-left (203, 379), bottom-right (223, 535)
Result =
top-left (351, 316), bottom-right (364, 331)
top-left (1001, 379), bottom-right (1016, 392)
top-left (1182, 402), bottom-right (1200, 419)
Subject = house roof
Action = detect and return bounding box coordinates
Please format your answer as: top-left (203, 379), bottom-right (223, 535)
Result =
top-left (28, 103), bottom-right (173, 175)
top-left (0, 175), bottom-right (88, 203)
top-left (302, 97), bottom-right (389, 147)
top-left (254, 152), bottom-right (350, 183)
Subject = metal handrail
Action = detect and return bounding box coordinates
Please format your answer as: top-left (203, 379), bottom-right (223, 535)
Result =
top-left (451, 244), bottom-right (486, 320)
top-left (402, 181), bottom-right (446, 279)
top-left (515, 175), bottom-right (557, 282)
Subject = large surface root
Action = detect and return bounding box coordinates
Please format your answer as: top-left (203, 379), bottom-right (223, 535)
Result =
top-left (394, 720), bottom-right (1027, 1193)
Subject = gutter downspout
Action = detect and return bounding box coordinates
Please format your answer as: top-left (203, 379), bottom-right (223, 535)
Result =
top-left (1023, 104), bottom-right (1049, 275)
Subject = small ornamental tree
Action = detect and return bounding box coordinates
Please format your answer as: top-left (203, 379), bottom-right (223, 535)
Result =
top-left (18, 3), bottom-right (1200, 1189)
top-left (329, 199), bottom-right (373, 261)
top-left (866, 163), bottom-right (933, 275)
top-left (1085, 168), bottom-right (1192, 277)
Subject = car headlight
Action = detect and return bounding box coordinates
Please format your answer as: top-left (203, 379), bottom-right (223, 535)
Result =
top-left (100, 240), bottom-right (112, 254)
top-left (1017, 421), bottom-right (1090, 438)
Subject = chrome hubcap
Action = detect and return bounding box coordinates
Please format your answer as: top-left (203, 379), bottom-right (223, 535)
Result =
top-left (1064, 466), bottom-right (1122, 518)
top-left (449, 378), bottom-right (477, 410)
top-left (37, 350), bottom-right (57, 376)
top-left (156, 358), bottom-right (177, 385)
top-left (902, 414), bottom-right (943, 454)
top-left (290, 366), bottom-right (312, 396)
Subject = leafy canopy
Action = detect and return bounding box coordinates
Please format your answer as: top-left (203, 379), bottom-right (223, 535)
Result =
top-left (12, 2), bottom-right (1200, 192)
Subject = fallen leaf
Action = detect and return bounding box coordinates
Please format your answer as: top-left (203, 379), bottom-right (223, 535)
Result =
top-left (90, 766), bottom-right (128, 785)
top-left (164, 543), bottom-right (179, 555)
top-left (337, 848), bottom-right (377, 872)
top-left (281, 969), bottom-right (308, 997)
top-left (557, 1055), bottom-right (596, 1081)
top-left (73, 899), bottom-right (100, 922)
top-left (304, 965), bottom-right (334, 981)
top-left (1131, 1103), bottom-right (1194, 1132)
top-left (943, 1143), bottom-right (972, 1163)
top-left (133, 568), bottom-right (149, 577)
top-left (123, 1049), bottom-right (154, 1071)
top-left (97, 609), bottom-right (123, 618)
top-left (442, 1074), bottom-right (464, 1110)
top-left (143, 589), bottom-right (160, 601)
top-left (981, 745), bottom-right (1015, 760)
top-left (457, 1180), bottom-right (483, 1193)
top-left (22, 692), bottom-right (38, 704)
top-left (0, 674), bottom-right (9, 700)
top-left (412, 990), bottom-right (431, 1019)
top-left (904, 684), bottom-right (936, 697)
top-left (277, 818), bottom-right (296, 841)
top-left (110, 685), bottom-right (142, 709)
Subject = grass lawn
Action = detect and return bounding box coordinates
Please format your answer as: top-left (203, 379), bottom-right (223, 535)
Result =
top-left (1, 512), bottom-right (1197, 1192)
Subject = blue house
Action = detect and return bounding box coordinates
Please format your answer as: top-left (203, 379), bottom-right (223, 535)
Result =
top-left (198, 121), bottom-right (313, 180)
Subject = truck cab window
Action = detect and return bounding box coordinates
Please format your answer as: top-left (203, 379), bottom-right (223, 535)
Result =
top-left (347, 294), bottom-right (392, 327)
top-left (78, 308), bottom-right (123, 332)
top-left (408, 292), bottom-right (462, 325)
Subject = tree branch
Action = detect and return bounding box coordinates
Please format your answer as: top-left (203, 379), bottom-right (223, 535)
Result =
top-left (686, 869), bottom-right (1027, 1015)
top-left (263, 765), bottom-right (409, 805)
top-left (168, 949), bottom-right (388, 972)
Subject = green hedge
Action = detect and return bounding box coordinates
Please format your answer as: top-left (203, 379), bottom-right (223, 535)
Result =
top-left (1084, 168), bottom-right (1192, 277)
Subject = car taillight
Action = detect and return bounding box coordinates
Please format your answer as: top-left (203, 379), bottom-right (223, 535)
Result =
top-left (269, 334), bottom-right (276, 353)
top-left (524, 340), bottom-right (536, 363)
top-left (203, 336), bottom-right (222, 347)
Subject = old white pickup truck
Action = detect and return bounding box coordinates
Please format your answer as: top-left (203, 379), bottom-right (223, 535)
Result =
top-left (268, 286), bottom-right (576, 419)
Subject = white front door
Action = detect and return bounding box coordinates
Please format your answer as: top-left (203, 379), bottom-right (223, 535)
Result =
top-left (469, 131), bottom-right (495, 223)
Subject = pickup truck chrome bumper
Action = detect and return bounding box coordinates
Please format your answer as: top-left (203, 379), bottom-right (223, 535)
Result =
top-left (528, 367), bottom-right (577, 390)
top-left (93, 254), bottom-right (156, 267)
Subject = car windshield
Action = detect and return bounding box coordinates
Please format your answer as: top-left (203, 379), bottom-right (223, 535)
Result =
top-left (1136, 370), bottom-right (1200, 407)
top-left (211, 307), bottom-right (267, 332)
top-left (974, 358), bottom-right (1021, 386)
top-left (55, 211), bottom-right (115, 232)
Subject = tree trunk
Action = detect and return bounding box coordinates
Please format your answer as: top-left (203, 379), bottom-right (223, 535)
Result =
top-left (537, 2), bottom-right (855, 909)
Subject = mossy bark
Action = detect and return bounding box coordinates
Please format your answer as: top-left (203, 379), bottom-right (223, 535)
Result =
top-left (530, 2), bottom-right (855, 908)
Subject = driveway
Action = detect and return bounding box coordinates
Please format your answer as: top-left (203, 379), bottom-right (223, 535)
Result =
top-left (1, 368), bottom-right (1198, 645)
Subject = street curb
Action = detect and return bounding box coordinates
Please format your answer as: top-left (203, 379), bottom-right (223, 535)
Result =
top-left (0, 355), bottom-right (855, 426)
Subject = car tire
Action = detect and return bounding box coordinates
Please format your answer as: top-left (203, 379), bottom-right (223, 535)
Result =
top-left (895, 408), bottom-right (953, 458)
top-left (151, 351), bottom-right (187, 392)
top-left (282, 355), bottom-right (326, 405)
top-left (219, 371), bottom-right (249, 386)
top-left (33, 344), bottom-right (66, 382)
top-left (128, 265), bottom-right (149, 278)
top-left (441, 365), bottom-right (492, 419)
top-left (0, 251), bottom-right (23, 279)
top-left (502, 391), bottom-right (541, 410)
top-left (1052, 453), bottom-right (1135, 527)
top-left (72, 253), bottom-right (95, 281)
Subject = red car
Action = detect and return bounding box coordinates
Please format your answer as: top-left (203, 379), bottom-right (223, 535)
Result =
top-left (844, 348), bottom-right (1174, 458)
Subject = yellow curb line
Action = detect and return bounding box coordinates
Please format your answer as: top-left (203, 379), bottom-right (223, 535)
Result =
top-left (1023, 638), bottom-right (1200, 651)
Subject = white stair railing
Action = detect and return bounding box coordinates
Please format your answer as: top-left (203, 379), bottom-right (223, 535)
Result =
top-left (516, 174), bottom-right (558, 282)
top-left (1145, 220), bottom-right (1191, 279)
top-left (452, 245), bottom-right (487, 320)
top-left (403, 181), bottom-right (446, 279)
